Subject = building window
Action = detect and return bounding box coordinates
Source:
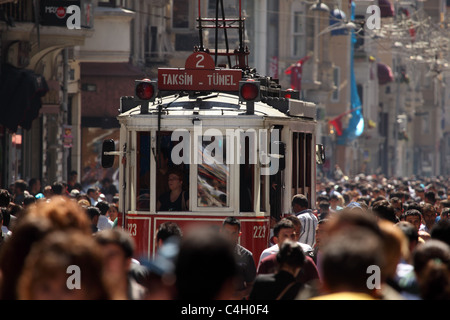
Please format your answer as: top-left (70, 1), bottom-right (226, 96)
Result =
top-left (292, 2), bottom-right (306, 58)
top-left (332, 66), bottom-right (340, 102)
top-left (173, 0), bottom-right (190, 29)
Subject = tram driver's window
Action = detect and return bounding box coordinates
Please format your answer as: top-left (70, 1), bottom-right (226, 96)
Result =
top-left (156, 131), bottom-right (190, 212)
top-left (197, 135), bottom-right (229, 207)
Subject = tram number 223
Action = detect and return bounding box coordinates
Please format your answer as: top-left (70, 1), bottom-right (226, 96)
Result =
top-left (253, 225), bottom-right (266, 239)
top-left (127, 223), bottom-right (137, 236)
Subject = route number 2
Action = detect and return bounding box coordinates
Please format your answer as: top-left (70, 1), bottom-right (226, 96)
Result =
top-left (195, 54), bottom-right (205, 68)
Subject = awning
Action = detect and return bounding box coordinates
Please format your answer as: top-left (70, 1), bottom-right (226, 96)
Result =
top-left (377, 63), bottom-right (394, 85)
top-left (379, 0), bottom-right (394, 18)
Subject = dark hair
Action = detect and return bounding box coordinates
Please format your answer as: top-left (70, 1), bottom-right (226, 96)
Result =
top-left (14, 180), bottom-right (28, 193)
top-left (440, 200), bottom-right (450, 208)
top-left (276, 240), bottom-right (305, 269)
top-left (0, 189), bottom-right (11, 207)
top-left (86, 206), bottom-right (101, 220)
top-left (156, 222), bottom-right (183, 243)
top-left (112, 196), bottom-right (119, 204)
top-left (222, 216), bottom-right (241, 231)
top-left (401, 209), bottom-right (422, 221)
top-left (425, 191), bottom-right (436, 204)
top-left (284, 215), bottom-right (301, 229)
top-left (396, 221), bottom-right (419, 244)
top-left (319, 201), bottom-right (330, 210)
top-left (95, 228), bottom-right (135, 259)
top-left (273, 219), bottom-right (295, 238)
top-left (95, 201), bottom-right (109, 216)
top-left (413, 240), bottom-right (450, 300)
top-left (23, 195), bottom-right (36, 206)
top-left (292, 194), bottom-right (309, 209)
top-left (431, 219), bottom-right (450, 247)
top-left (321, 228), bottom-right (384, 293)
top-left (442, 208), bottom-right (450, 218)
top-left (371, 200), bottom-right (398, 223)
top-left (175, 227), bottom-right (237, 300)
top-left (51, 182), bottom-right (65, 195)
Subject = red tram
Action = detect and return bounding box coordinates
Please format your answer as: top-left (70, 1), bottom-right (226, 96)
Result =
top-left (102, 1), bottom-right (324, 263)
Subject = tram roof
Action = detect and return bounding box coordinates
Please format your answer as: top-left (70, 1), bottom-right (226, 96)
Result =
top-left (118, 93), bottom-right (316, 121)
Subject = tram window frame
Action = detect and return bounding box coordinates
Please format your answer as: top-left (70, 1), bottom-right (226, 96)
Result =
top-left (155, 130), bottom-right (191, 213)
top-left (193, 130), bottom-right (234, 213)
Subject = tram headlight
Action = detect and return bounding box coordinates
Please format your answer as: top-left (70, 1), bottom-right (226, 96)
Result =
top-left (239, 79), bottom-right (260, 102)
top-left (135, 79), bottom-right (157, 102)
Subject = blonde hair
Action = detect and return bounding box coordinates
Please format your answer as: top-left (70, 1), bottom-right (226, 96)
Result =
top-left (26, 196), bottom-right (91, 235)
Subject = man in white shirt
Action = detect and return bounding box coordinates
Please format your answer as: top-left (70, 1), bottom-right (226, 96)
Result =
top-left (96, 201), bottom-right (114, 231)
top-left (293, 194), bottom-right (318, 247)
top-left (258, 215), bottom-right (312, 265)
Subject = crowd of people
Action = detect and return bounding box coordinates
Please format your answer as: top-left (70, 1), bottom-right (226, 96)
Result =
top-left (0, 173), bottom-right (449, 300)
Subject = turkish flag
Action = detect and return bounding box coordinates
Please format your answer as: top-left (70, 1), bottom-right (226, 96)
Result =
top-left (284, 56), bottom-right (310, 90)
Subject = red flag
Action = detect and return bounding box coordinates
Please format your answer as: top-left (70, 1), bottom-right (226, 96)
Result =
top-left (284, 56), bottom-right (310, 90)
top-left (329, 118), bottom-right (343, 136)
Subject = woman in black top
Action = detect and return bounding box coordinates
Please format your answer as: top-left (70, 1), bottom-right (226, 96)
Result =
top-left (157, 171), bottom-right (189, 211)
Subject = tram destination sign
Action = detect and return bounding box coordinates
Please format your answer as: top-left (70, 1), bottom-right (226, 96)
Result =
top-left (158, 52), bottom-right (242, 92)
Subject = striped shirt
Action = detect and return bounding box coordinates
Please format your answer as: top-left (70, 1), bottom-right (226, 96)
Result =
top-left (297, 209), bottom-right (318, 247)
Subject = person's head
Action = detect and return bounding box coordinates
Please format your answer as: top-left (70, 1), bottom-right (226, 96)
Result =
top-left (17, 230), bottom-right (110, 300)
top-left (96, 201), bottom-right (109, 216)
top-left (320, 227), bottom-right (384, 296)
top-left (401, 209), bottom-right (423, 232)
top-left (28, 178), bottom-right (41, 194)
top-left (69, 170), bottom-right (78, 183)
top-left (315, 219), bottom-right (329, 249)
top-left (378, 220), bottom-right (409, 280)
top-left (396, 221), bottom-right (419, 260)
top-left (422, 203), bottom-right (437, 229)
top-left (325, 208), bottom-right (382, 241)
top-left (276, 240), bottom-right (306, 277)
top-left (112, 196), bottom-right (119, 205)
top-left (175, 226), bottom-right (237, 300)
top-left (416, 187), bottom-right (425, 200)
top-left (371, 200), bottom-right (398, 223)
top-left (291, 194), bottom-right (309, 213)
top-left (273, 218), bottom-right (296, 249)
top-left (0, 189), bottom-right (11, 207)
top-left (167, 170), bottom-right (183, 192)
top-left (441, 208), bottom-right (450, 220)
top-left (51, 182), bottom-right (65, 196)
top-left (94, 229), bottom-right (136, 286)
top-left (25, 196), bottom-right (91, 235)
top-left (87, 187), bottom-right (100, 201)
top-left (43, 185), bottom-right (53, 198)
top-left (14, 180), bottom-right (28, 195)
top-left (430, 219), bottom-right (450, 247)
top-left (156, 222), bottom-right (183, 250)
top-left (86, 206), bottom-right (101, 230)
top-left (424, 191), bottom-right (436, 205)
top-left (108, 203), bottom-right (119, 221)
top-left (319, 201), bottom-right (330, 212)
top-left (284, 215), bottom-right (302, 242)
top-left (221, 216), bottom-right (242, 247)
top-left (413, 240), bottom-right (450, 300)
top-left (23, 195), bottom-right (36, 207)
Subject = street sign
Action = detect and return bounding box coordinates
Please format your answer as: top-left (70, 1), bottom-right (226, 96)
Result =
top-left (158, 52), bottom-right (242, 91)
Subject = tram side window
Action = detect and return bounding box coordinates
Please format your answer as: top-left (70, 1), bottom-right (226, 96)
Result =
top-left (136, 132), bottom-right (150, 211)
top-left (240, 136), bottom-right (254, 212)
top-left (198, 135), bottom-right (229, 207)
top-left (156, 131), bottom-right (190, 212)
